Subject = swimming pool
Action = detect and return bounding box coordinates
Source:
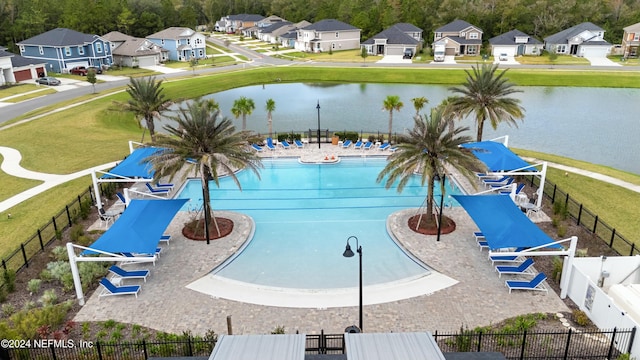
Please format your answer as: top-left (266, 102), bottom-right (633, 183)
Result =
top-left (177, 157), bottom-right (462, 290)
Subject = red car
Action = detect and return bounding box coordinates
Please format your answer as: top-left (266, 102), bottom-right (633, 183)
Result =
top-left (69, 66), bottom-right (88, 76)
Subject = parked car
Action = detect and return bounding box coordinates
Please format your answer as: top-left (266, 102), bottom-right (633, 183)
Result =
top-left (69, 66), bottom-right (88, 76)
top-left (87, 66), bottom-right (103, 74)
top-left (499, 53), bottom-right (509, 61)
top-left (403, 49), bottom-right (414, 59)
top-left (36, 76), bottom-right (61, 86)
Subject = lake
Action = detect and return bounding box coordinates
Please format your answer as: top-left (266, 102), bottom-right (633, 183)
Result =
top-left (158, 83), bottom-right (640, 175)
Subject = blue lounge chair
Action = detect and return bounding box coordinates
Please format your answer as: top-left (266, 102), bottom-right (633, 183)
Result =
top-left (154, 182), bottom-right (174, 189)
top-left (266, 138), bottom-right (277, 151)
top-left (251, 143), bottom-right (264, 152)
top-left (99, 278), bottom-right (141, 298)
top-left (364, 142), bottom-right (373, 150)
top-left (353, 140), bottom-right (363, 149)
top-left (378, 143), bottom-right (391, 151)
top-left (489, 177), bottom-right (514, 188)
top-left (115, 192), bottom-right (127, 206)
top-left (145, 183), bottom-right (170, 195)
top-left (506, 272), bottom-right (548, 293)
top-left (294, 139), bottom-right (304, 148)
top-left (341, 139), bottom-right (352, 148)
top-left (483, 175), bottom-right (511, 185)
top-left (389, 146), bottom-right (398, 152)
top-left (108, 265), bottom-right (150, 282)
top-left (160, 234), bottom-right (171, 244)
top-left (496, 258), bottom-right (535, 278)
top-left (280, 140), bottom-right (291, 149)
top-left (500, 183), bottom-right (525, 195)
top-left (490, 254), bottom-right (524, 265)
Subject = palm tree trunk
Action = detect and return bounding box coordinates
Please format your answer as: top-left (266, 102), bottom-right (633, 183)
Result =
top-left (202, 173), bottom-right (221, 237)
top-left (476, 118), bottom-right (485, 142)
top-left (426, 176), bottom-right (435, 221)
top-left (242, 114), bottom-right (247, 130)
top-left (146, 116), bottom-right (156, 142)
top-left (388, 110), bottom-right (393, 141)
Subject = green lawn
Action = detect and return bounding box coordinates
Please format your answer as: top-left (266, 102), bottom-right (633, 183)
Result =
top-left (1, 66), bottom-right (640, 256)
top-left (0, 83), bottom-right (41, 98)
top-left (0, 157), bottom-right (42, 201)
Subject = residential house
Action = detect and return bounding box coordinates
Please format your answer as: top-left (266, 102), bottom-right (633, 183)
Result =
top-left (215, 14), bottom-right (265, 34)
top-left (16, 28), bottom-right (113, 73)
top-left (622, 22), bottom-right (640, 58)
top-left (11, 51), bottom-right (49, 82)
top-left (544, 22), bottom-right (611, 57)
top-left (489, 29), bottom-right (542, 57)
top-left (259, 20), bottom-right (311, 45)
top-left (361, 23), bottom-right (423, 56)
top-left (433, 20), bottom-right (482, 56)
top-left (146, 27), bottom-right (206, 61)
top-left (103, 31), bottom-right (168, 67)
top-left (296, 19), bottom-right (361, 53)
top-left (279, 31), bottom-right (298, 49)
top-left (0, 47), bottom-right (13, 85)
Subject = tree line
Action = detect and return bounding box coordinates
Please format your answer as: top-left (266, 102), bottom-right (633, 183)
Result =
top-left (1, 0), bottom-right (638, 53)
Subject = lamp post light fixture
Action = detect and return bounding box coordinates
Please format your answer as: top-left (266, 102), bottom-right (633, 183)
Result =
top-left (433, 173), bottom-right (446, 242)
top-left (316, 100), bottom-right (321, 149)
top-left (343, 235), bottom-right (363, 332)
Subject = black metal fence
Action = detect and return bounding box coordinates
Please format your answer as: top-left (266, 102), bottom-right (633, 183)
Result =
top-left (1, 186), bottom-right (94, 278)
top-left (6, 327), bottom-right (635, 359)
top-left (527, 175), bottom-right (639, 256)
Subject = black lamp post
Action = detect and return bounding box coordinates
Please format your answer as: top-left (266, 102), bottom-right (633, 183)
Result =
top-left (316, 100), bottom-right (321, 149)
top-left (434, 173), bottom-right (446, 242)
top-left (343, 235), bottom-right (363, 331)
top-left (202, 176), bottom-right (211, 245)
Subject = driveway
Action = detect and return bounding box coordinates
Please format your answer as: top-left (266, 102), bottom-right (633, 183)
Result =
top-left (141, 65), bottom-right (186, 74)
top-left (377, 55), bottom-right (412, 64)
top-left (584, 55), bottom-right (621, 67)
top-left (431, 55), bottom-right (456, 64)
top-left (494, 57), bottom-right (520, 65)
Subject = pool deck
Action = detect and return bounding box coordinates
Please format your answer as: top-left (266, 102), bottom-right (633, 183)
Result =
top-left (75, 144), bottom-right (567, 335)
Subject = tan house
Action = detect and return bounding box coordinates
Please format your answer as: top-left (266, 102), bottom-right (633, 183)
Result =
top-left (622, 22), bottom-right (640, 58)
top-left (103, 31), bottom-right (167, 67)
top-left (433, 20), bottom-right (483, 56)
top-left (295, 19), bottom-right (361, 53)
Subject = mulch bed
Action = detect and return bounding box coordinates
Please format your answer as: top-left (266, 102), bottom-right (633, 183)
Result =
top-left (182, 217), bottom-right (234, 241)
top-left (408, 213), bottom-right (456, 235)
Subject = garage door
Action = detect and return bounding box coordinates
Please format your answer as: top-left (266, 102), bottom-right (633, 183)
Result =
top-left (492, 46), bottom-right (516, 58)
top-left (138, 56), bottom-right (156, 67)
top-left (14, 69), bottom-right (31, 82)
top-left (581, 46), bottom-right (608, 57)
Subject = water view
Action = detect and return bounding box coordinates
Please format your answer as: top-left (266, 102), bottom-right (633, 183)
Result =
top-left (159, 83), bottom-right (640, 175)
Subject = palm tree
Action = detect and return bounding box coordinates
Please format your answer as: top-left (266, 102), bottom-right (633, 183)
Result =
top-left (124, 77), bottom-right (171, 142)
top-left (231, 96), bottom-right (255, 130)
top-left (410, 96), bottom-right (429, 118)
top-left (448, 63), bottom-right (524, 142)
top-left (377, 105), bottom-right (485, 228)
top-left (265, 98), bottom-right (276, 137)
top-left (436, 96), bottom-right (464, 132)
top-left (145, 98), bottom-right (262, 238)
top-left (382, 95), bottom-right (403, 141)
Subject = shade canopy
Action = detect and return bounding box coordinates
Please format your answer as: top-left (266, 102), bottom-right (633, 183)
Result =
top-left (344, 332), bottom-right (445, 360)
top-left (462, 141), bottom-right (535, 172)
top-left (209, 334), bottom-right (306, 360)
top-left (101, 147), bottom-right (163, 179)
top-left (453, 195), bottom-right (560, 250)
top-left (84, 199), bottom-right (187, 255)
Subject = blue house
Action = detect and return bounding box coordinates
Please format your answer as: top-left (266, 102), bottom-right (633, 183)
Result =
top-left (17, 28), bottom-right (113, 73)
top-left (146, 27), bottom-right (206, 61)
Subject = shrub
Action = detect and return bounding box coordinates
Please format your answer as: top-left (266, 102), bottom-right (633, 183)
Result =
top-left (271, 325), bottom-right (285, 334)
top-left (39, 269), bottom-right (53, 282)
top-left (22, 301), bottom-right (37, 311)
top-left (69, 223), bottom-right (85, 242)
top-left (47, 261), bottom-right (71, 281)
top-left (2, 303), bottom-right (16, 316)
top-left (2, 270), bottom-right (16, 293)
top-left (551, 256), bottom-right (564, 282)
top-left (0, 288), bottom-right (6, 303)
top-left (51, 246), bottom-right (68, 261)
top-left (557, 223), bottom-right (566, 237)
top-left (61, 272), bottom-right (75, 292)
top-left (572, 309), bottom-right (591, 326)
top-left (9, 301), bottom-right (72, 339)
top-left (27, 279), bottom-right (42, 295)
top-left (553, 201), bottom-right (568, 220)
top-left (39, 289), bottom-right (58, 306)
top-left (79, 262), bottom-right (108, 286)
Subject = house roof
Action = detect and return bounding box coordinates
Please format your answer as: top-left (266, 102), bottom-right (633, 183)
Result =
top-left (11, 53), bottom-right (46, 67)
top-left (623, 22), bottom-right (640, 32)
top-left (435, 19), bottom-right (481, 33)
top-left (390, 23), bottom-right (423, 33)
top-left (260, 21), bottom-right (292, 34)
top-left (147, 27), bottom-right (196, 39)
top-left (302, 19), bottom-right (359, 32)
top-left (362, 27), bottom-right (419, 45)
top-left (489, 29), bottom-right (542, 45)
top-left (441, 36), bottom-right (482, 46)
top-left (102, 31), bottom-right (134, 43)
top-left (17, 28), bottom-right (101, 47)
top-left (0, 48), bottom-right (13, 58)
top-left (229, 14), bottom-right (265, 22)
top-left (112, 38), bottom-right (166, 57)
top-left (280, 31), bottom-right (297, 39)
top-left (544, 22), bottom-right (605, 44)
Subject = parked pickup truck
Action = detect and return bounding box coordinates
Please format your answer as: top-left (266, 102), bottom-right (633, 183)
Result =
top-left (69, 66), bottom-right (88, 76)
top-left (433, 44), bottom-right (446, 62)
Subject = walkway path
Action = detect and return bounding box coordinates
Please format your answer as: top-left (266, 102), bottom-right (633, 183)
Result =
top-left (0, 146), bottom-right (117, 213)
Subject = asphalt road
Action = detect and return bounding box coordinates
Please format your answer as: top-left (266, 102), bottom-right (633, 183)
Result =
top-left (1, 45), bottom-right (638, 125)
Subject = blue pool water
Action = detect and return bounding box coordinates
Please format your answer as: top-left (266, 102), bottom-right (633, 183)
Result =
top-left (177, 158), bottom-right (462, 289)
